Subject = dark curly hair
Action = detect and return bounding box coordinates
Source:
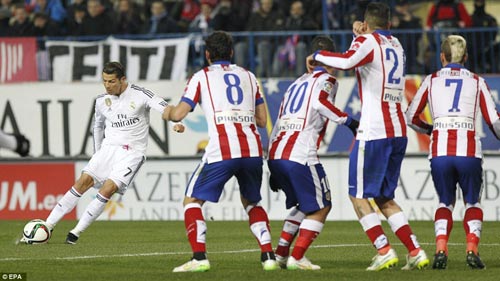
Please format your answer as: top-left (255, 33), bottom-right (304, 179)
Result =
top-left (205, 31), bottom-right (233, 62)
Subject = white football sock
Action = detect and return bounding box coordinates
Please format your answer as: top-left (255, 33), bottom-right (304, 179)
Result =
top-left (46, 187), bottom-right (82, 228)
top-left (0, 131), bottom-right (17, 150)
top-left (70, 193), bottom-right (109, 236)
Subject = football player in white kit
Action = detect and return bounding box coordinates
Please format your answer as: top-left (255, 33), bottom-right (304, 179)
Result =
top-left (0, 130), bottom-right (30, 157)
top-left (268, 36), bottom-right (359, 270)
top-left (306, 2), bottom-right (429, 271)
top-left (164, 31), bottom-right (279, 272)
top-left (43, 61), bottom-right (184, 244)
top-left (406, 35), bottom-right (500, 270)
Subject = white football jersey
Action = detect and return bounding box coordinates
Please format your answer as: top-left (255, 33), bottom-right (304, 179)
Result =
top-left (181, 62), bottom-right (263, 163)
top-left (93, 83), bottom-right (168, 154)
top-left (268, 68), bottom-right (350, 165)
top-left (406, 64), bottom-right (500, 158)
top-left (314, 30), bottom-right (407, 141)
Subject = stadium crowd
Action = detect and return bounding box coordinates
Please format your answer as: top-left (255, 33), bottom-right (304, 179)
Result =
top-left (0, 0), bottom-right (498, 77)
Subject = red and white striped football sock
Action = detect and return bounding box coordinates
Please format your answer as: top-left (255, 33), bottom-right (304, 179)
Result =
top-left (184, 203), bottom-right (207, 257)
top-left (464, 205), bottom-right (483, 255)
top-left (275, 206), bottom-right (305, 257)
top-left (291, 219), bottom-right (323, 260)
top-left (247, 205), bottom-right (273, 253)
top-left (388, 212), bottom-right (420, 256)
top-left (434, 206), bottom-right (453, 254)
top-left (360, 213), bottom-right (391, 255)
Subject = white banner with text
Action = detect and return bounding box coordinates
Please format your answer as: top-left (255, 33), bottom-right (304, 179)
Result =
top-left (45, 37), bottom-right (189, 82)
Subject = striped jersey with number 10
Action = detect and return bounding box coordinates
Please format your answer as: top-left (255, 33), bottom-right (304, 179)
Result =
top-left (268, 68), bottom-right (350, 165)
top-left (313, 30), bottom-right (407, 141)
top-left (181, 62), bottom-right (263, 163)
top-left (406, 64), bottom-right (500, 158)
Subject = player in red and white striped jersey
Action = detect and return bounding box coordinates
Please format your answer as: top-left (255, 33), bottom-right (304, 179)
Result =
top-left (406, 35), bottom-right (500, 269)
top-left (165, 31), bottom-right (279, 272)
top-left (306, 2), bottom-right (428, 271)
top-left (268, 36), bottom-right (358, 270)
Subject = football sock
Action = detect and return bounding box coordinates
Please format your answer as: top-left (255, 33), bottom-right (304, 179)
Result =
top-left (434, 206), bottom-right (453, 254)
top-left (360, 212), bottom-right (390, 254)
top-left (291, 219), bottom-right (323, 260)
top-left (71, 193), bottom-right (109, 236)
top-left (247, 205), bottom-right (273, 253)
top-left (388, 212), bottom-right (420, 255)
top-left (184, 203), bottom-right (207, 256)
top-left (276, 207), bottom-right (305, 257)
top-left (464, 206), bottom-right (483, 255)
top-left (0, 131), bottom-right (17, 150)
top-left (46, 187), bottom-right (82, 228)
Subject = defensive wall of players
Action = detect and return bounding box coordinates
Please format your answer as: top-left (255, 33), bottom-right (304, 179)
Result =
top-left (1, 77), bottom-right (500, 221)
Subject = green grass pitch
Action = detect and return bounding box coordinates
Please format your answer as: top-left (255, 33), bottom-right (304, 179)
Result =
top-left (1, 220), bottom-right (499, 281)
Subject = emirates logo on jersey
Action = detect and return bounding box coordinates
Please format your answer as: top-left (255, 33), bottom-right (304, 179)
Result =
top-left (105, 98), bottom-right (112, 107)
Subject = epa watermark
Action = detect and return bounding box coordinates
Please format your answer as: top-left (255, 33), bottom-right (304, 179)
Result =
top-left (0, 273), bottom-right (26, 280)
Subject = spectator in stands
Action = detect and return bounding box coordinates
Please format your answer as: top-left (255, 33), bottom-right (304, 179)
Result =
top-left (188, 0), bottom-right (216, 70)
top-left (188, 0), bottom-right (215, 34)
top-left (66, 4), bottom-right (85, 36)
top-left (425, 0), bottom-right (471, 72)
top-left (32, 11), bottom-right (61, 37)
top-left (176, 0), bottom-right (200, 32)
top-left (115, 0), bottom-right (143, 35)
top-left (272, 0), bottom-right (317, 77)
top-left (81, 0), bottom-right (116, 35)
top-left (235, 0), bottom-right (284, 77)
top-left (212, 0), bottom-right (251, 32)
top-left (0, 0), bottom-right (13, 36)
top-left (344, 0), bottom-right (369, 29)
top-left (66, 0), bottom-right (87, 24)
top-left (469, 0), bottom-right (498, 73)
top-left (303, 0), bottom-right (323, 29)
top-left (426, 0), bottom-right (471, 30)
top-left (7, 4), bottom-right (33, 37)
top-left (33, 0), bottom-right (67, 26)
top-left (142, 0), bottom-right (179, 35)
top-left (392, 0), bottom-right (422, 74)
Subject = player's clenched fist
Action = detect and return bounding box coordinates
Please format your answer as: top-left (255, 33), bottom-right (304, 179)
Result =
top-left (173, 123), bottom-right (185, 133)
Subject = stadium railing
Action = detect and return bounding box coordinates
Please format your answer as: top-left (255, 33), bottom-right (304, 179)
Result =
top-left (34, 26), bottom-right (500, 80)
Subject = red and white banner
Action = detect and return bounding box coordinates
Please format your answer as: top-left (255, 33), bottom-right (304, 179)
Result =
top-left (0, 37), bottom-right (38, 83)
top-left (0, 163), bottom-right (76, 220)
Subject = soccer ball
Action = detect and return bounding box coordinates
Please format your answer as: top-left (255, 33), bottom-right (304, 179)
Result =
top-left (22, 219), bottom-right (51, 244)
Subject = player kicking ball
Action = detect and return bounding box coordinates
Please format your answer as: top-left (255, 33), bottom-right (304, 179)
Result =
top-left (41, 61), bottom-right (184, 244)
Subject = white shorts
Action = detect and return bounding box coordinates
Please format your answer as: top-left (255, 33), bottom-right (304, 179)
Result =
top-left (83, 145), bottom-right (145, 194)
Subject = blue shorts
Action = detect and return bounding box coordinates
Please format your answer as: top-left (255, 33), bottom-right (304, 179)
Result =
top-left (348, 137), bottom-right (407, 199)
top-left (430, 156), bottom-right (483, 205)
top-left (267, 160), bottom-right (331, 214)
top-left (185, 157), bottom-right (263, 203)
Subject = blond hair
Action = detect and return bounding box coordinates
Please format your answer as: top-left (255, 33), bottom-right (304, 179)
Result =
top-left (441, 35), bottom-right (467, 64)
